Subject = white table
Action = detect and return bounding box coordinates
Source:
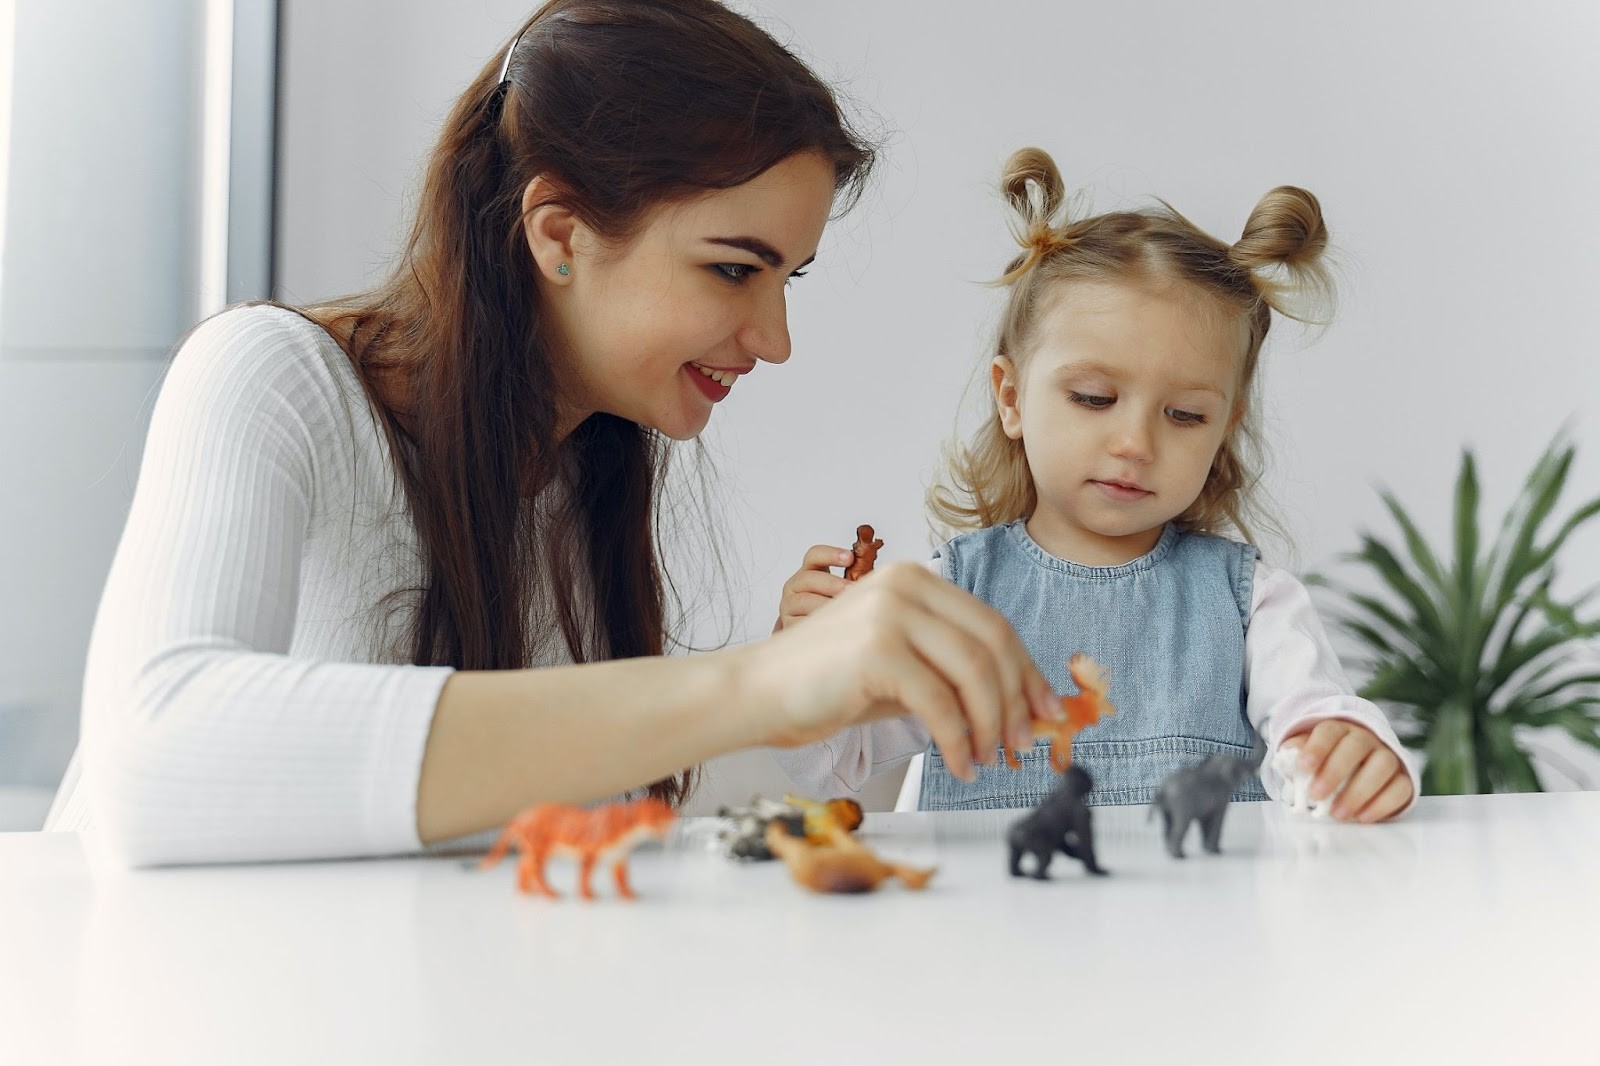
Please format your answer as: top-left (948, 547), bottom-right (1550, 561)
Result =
top-left (2, 792), bottom-right (1597, 1065)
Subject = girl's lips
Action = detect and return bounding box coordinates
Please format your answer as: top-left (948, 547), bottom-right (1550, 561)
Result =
top-left (1092, 480), bottom-right (1151, 502)
top-left (685, 363), bottom-right (731, 402)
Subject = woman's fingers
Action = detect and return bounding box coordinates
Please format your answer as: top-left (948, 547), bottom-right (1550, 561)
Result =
top-left (896, 607), bottom-right (1009, 768)
top-left (887, 563), bottom-right (1058, 736)
top-left (872, 650), bottom-right (976, 782)
top-left (750, 561), bottom-right (1052, 773)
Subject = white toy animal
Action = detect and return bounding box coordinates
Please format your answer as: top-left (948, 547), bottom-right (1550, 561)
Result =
top-left (1271, 745), bottom-right (1345, 818)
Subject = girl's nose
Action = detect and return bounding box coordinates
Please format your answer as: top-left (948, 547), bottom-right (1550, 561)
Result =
top-left (1109, 414), bottom-right (1155, 463)
top-left (738, 293), bottom-right (792, 365)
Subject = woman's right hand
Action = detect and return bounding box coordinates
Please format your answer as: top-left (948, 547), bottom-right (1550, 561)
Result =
top-left (737, 561), bottom-right (1064, 782)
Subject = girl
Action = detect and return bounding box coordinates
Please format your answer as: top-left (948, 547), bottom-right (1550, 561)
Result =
top-left (46, 1), bottom-right (1065, 866)
top-left (775, 147), bottom-right (1420, 822)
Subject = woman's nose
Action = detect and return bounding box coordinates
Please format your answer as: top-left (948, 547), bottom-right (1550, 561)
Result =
top-left (738, 293), bottom-right (792, 365)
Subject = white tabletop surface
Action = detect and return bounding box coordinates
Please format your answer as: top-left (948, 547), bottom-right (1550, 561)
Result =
top-left (2, 791), bottom-right (1597, 1066)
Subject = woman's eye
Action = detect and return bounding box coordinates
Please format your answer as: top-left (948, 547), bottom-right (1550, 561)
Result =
top-left (1167, 407), bottom-right (1208, 425)
top-left (1069, 391), bottom-right (1114, 409)
top-left (713, 263), bottom-right (758, 282)
top-left (784, 269), bottom-right (808, 288)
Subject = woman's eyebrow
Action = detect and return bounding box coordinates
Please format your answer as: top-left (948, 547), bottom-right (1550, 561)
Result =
top-left (703, 237), bottom-right (816, 271)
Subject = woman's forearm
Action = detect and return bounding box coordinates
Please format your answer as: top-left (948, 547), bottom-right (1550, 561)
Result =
top-left (415, 649), bottom-right (764, 843)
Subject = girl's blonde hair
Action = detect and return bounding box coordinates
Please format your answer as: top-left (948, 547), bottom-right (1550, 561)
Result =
top-left (928, 147), bottom-right (1334, 548)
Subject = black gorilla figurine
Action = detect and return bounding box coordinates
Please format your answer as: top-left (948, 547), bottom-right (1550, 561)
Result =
top-left (1006, 766), bottom-right (1107, 878)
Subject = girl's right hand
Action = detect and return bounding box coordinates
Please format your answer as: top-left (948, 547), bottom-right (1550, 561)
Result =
top-left (772, 543), bottom-right (855, 633)
top-left (739, 561), bottom-right (1064, 782)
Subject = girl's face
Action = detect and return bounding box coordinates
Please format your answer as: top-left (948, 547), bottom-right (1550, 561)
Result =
top-left (536, 152), bottom-right (836, 442)
top-left (993, 279), bottom-right (1243, 565)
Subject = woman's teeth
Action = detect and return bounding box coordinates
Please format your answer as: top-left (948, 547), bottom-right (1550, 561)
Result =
top-left (692, 364), bottom-right (736, 387)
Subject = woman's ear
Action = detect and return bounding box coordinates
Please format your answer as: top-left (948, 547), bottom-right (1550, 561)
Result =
top-left (992, 356), bottom-right (1024, 440)
top-left (521, 176), bottom-right (578, 284)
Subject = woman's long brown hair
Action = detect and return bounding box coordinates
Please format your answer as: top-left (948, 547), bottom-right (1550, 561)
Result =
top-left (304, 0), bottom-right (874, 804)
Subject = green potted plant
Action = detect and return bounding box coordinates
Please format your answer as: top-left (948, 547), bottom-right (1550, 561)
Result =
top-left (1309, 433), bottom-right (1600, 795)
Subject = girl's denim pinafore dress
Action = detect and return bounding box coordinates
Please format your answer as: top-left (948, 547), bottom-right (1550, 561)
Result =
top-left (919, 520), bottom-right (1268, 810)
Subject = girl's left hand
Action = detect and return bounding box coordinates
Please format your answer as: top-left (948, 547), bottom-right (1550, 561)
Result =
top-left (772, 544), bottom-right (855, 634)
top-left (1281, 719), bottom-right (1414, 823)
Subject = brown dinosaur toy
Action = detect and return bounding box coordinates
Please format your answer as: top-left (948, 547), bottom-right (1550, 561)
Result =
top-left (844, 524), bottom-right (884, 581)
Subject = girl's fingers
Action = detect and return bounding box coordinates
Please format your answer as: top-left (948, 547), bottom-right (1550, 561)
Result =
top-left (779, 592), bottom-right (834, 625)
top-left (799, 543), bottom-right (854, 573)
top-left (1310, 728), bottom-right (1375, 802)
top-left (776, 567), bottom-right (853, 631)
top-left (1354, 772), bottom-right (1414, 823)
top-left (784, 570), bottom-right (852, 600)
top-left (1330, 745), bottom-right (1398, 820)
top-left (1289, 719), bottom-right (1348, 776)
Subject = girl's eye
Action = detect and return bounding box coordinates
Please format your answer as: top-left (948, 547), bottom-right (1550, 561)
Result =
top-left (713, 263), bottom-right (758, 282)
top-left (1069, 391), bottom-right (1114, 409)
top-left (1166, 408), bottom-right (1208, 426)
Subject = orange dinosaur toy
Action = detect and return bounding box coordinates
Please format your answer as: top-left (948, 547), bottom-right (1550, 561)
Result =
top-left (478, 798), bottom-right (677, 900)
top-left (843, 524), bottom-right (884, 581)
top-left (764, 818), bottom-right (935, 894)
top-left (1006, 652), bottom-right (1115, 771)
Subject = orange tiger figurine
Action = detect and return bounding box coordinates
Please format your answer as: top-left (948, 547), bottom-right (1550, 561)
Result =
top-left (1006, 652), bottom-right (1116, 772)
top-left (764, 818), bottom-right (935, 894)
top-left (478, 797), bottom-right (677, 900)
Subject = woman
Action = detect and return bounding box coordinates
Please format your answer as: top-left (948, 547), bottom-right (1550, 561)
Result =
top-left (49, 0), bottom-right (1061, 866)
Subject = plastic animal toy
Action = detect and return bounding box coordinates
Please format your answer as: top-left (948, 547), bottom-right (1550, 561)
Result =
top-left (1005, 652), bottom-right (1116, 770)
top-left (478, 797), bottom-right (677, 899)
top-left (716, 796), bottom-right (808, 861)
top-left (764, 818), bottom-right (935, 894)
top-left (715, 794), bottom-right (865, 861)
top-left (1270, 745), bottom-right (1337, 818)
top-left (1006, 766), bottom-right (1107, 879)
top-left (843, 524), bottom-right (884, 581)
top-left (1149, 753), bottom-right (1258, 858)
top-left (783, 793), bottom-right (865, 837)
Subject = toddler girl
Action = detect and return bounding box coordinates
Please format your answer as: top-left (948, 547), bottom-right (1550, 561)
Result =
top-left (774, 147), bottom-right (1419, 822)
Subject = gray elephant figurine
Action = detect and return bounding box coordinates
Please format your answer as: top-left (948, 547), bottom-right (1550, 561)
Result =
top-left (1149, 752), bottom-right (1259, 859)
top-left (1007, 766), bottom-right (1107, 878)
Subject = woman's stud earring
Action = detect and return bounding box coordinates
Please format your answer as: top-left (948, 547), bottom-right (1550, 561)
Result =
top-left (556, 262), bottom-right (570, 277)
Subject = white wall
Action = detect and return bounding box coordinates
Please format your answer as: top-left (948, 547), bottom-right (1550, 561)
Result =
top-left (275, 0), bottom-right (1600, 806)
top-left (0, 1), bottom-right (208, 818)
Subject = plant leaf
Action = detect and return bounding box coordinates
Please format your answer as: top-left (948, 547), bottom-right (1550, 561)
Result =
top-left (1480, 711), bottom-right (1527, 790)
top-left (1423, 697), bottom-right (1475, 795)
top-left (1453, 449), bottom-right (1482, 598)
top-left (1354, 537), bottom-right (1450, 648)
top-left (1380, 490), bottom-right (1451, 600)
top-left (1524, 671), bottom-right (1600, 706)
top-left (1484, 439), bottom-right (1576, 621)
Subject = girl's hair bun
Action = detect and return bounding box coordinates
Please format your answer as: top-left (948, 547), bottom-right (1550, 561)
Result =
top-left (999, 147), bottom-right (1071, 281)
